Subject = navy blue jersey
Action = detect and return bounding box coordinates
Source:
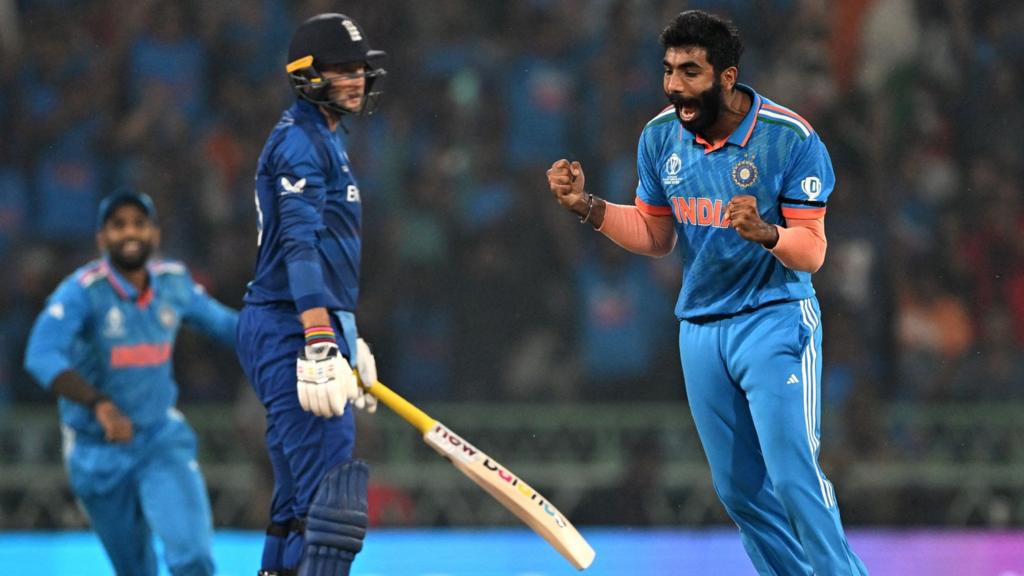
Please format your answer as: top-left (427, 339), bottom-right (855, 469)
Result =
top-left (635, 84), bottom-right (835, 320)
top-left (24, 259), bottom-right (238, 436)
top-left (245, 99), bottom-right (364, 313)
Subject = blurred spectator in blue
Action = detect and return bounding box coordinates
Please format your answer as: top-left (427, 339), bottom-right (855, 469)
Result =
top-left (18, 10), bottom-right (107, 240)
top-left (503, 4), bottom-right (584, 170)
top-left (575, 237), bottom-right (675, 400)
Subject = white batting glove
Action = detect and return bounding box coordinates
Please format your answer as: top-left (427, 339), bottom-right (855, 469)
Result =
top-left (296, 343), bottom-right (358, 418)
top-left (353, 338), bottom-right (378, 413)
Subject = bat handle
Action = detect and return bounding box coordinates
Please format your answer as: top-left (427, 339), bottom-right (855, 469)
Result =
top-left (367, 381), bottom-right (436, 434)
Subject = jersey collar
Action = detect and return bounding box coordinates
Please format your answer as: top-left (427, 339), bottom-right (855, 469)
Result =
top-left (294, 99), bottom-right (328, 126)
top-left (294, 98), bottom-right (338, 133)
top-left (685, 83), bottom-right (762, 153)
top-left (102, 258), bottom-right (155, 307)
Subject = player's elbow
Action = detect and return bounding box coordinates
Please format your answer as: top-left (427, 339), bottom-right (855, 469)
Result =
top-left (784, 247), bottom-right (826, 273)
top-left (647, 244), bottom-right (674, 258)
top-left (22, 352), bottom-right (51, 389)
top-left (645, 231), bottom-right (678, 258)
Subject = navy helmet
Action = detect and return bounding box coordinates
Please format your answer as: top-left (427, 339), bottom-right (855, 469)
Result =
top-left (286, 13), bottom-right (387, 115)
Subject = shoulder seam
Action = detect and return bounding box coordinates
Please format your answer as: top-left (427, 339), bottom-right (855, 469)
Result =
top-left (150, 260), bottom-right (187, 276)
top-left (757, 115), bottom-right (809, 140)
top-left (644, 106), bottom-right (677, 128)
top-left (77, 262), bottom-right (107, 287)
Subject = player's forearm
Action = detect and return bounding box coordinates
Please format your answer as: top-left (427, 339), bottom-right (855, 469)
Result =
top-left (769, 217), bottom-right (827, 273)
top-left (596, 201), bottom-right (677, 257)
top-left (50, 370), bottom-right (108, 409)
top-left (300, 307), bottom-right (332, 329)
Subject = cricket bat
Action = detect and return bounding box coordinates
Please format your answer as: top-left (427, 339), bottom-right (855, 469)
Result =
top-left (367, 380), bottom-right (596, 570)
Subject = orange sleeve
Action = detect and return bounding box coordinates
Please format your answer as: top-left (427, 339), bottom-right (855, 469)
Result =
top-left (596, 202), bottom-right (676, 257)
top-left (769, 216), bottom-right (827, 273)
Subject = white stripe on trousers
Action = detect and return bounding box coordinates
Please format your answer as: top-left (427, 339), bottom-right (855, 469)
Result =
top-left (799, 299), bottom-right (835, 508)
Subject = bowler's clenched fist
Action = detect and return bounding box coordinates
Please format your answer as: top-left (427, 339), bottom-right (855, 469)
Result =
top-left (726, 195), bottom-right (779, 248)
top-left (547, 159), bottom-right (588, 216)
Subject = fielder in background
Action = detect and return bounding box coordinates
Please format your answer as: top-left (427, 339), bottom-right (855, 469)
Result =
top-left (235, 13), bottom-right (384, 576)
top-left (23, 191), bottom-right (239, 576)
top-left (547, 10), bottom-right (869, 576)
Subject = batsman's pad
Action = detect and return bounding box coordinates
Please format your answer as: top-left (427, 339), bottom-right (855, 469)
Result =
top-left (299, 459), bottom-right (369, 576)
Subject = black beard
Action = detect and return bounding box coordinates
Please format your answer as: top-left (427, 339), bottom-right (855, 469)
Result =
top-left (108, 242), bottom-right (152, 272)
top-left (668, 80), bottom-right (723, 136)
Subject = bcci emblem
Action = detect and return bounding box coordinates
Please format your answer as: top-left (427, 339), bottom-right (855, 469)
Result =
top-left (663, 153), bottom-right (682, 186)
top-left (159, 305), bottom-right (178, 329)
top-left (732, 159), bottom-right (758, 188)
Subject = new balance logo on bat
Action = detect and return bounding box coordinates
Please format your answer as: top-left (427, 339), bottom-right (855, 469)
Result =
top-left (428, 424), bottom-right (481, 464)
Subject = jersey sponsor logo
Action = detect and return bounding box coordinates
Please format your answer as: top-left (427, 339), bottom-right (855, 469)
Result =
top-left (103, 307), bottom-right (125, 338)
top-left (280, 177), bottom-right (307, 195)
top-left (346, 184), bottom-right (361, 202)
top-left (670, 196), bottom-right (731, 228)
top-left (800, 176), bottom-right (822, 201)
top-left (47, 303), bottom-right (64, 319)
top-left (110, 342), bottom-right (171, 368)
top-left (732, 159), bottom-right (758, 188)
top-left (663, 153), bottom-right (682, 186)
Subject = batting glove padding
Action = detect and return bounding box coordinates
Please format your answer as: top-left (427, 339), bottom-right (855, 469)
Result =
top-left (297, 343), bottom-right (359, 418)
top-left (353, 338), bottom-right (378, 413)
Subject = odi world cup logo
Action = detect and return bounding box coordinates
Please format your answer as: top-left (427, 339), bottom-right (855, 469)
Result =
top-left (663, 153), bottom-right (682, 185)
top-left (801, 176), bottom-right (822, 201)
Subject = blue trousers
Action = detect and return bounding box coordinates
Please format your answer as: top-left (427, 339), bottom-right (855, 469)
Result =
top-left (679, 298), bottom-right (867, 575)
top-left (69, 415), bottom-right (214, 576)
top-left (236, 304), bottom-right (356, 571)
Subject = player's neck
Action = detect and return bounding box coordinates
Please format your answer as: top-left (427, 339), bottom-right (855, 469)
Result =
top-left (702, 88), bottom-right (751, 144)
top-left (319, 107), bottom-right (340, 132)
top-left (116, 265), bottom-right (149, 293)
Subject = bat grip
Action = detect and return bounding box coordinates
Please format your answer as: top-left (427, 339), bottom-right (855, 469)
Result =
top-left (367, 381), bottom-right (436, 434)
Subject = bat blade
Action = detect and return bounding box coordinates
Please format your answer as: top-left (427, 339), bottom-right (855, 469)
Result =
top-left (424, 422), bottom-right (596, 570)
top-left (367, 381), bottom-right (595, 570)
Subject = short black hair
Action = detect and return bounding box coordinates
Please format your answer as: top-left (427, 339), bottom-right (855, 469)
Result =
top-left (659, 10), bottom-right (744, 73)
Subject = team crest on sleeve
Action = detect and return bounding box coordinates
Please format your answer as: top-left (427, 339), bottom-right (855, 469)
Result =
top-left (732, 159), bottom-right (758, 188)
top-left (800, 176), bottom-right (822, 200)
top-left (663, 153), bottom-right (682, 186)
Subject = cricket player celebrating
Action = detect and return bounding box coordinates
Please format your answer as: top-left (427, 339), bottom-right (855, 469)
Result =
top-left (24, 191), bottom-right (238, 575)
top-left (547, 10), bottom-right (868, 575)
top-left (235, 13), bottom-right (384, 576)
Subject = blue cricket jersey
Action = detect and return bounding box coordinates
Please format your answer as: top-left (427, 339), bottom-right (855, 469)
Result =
top-left (635, 84), bottom-right (835, 320)
top-left (24, 258), bottom-right (238, 438)
top-left (244, 99), bottom-right (363, 313)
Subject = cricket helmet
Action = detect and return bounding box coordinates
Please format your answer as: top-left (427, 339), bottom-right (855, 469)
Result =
top-left (286, 13), bottom-right (387, 115)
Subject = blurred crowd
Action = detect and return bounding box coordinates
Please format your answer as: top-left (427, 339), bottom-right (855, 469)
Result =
top-left (0, 0), bottom-right (1022, 465)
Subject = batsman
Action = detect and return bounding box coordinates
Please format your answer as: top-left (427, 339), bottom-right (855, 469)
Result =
top-left (235, 13), bottom-right (385, 576)
top-left (547, 10), bottom-right (868, 576)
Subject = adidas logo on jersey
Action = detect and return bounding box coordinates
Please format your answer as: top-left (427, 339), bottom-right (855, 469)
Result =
top-left (787, 374), bottom-right (800, 385)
